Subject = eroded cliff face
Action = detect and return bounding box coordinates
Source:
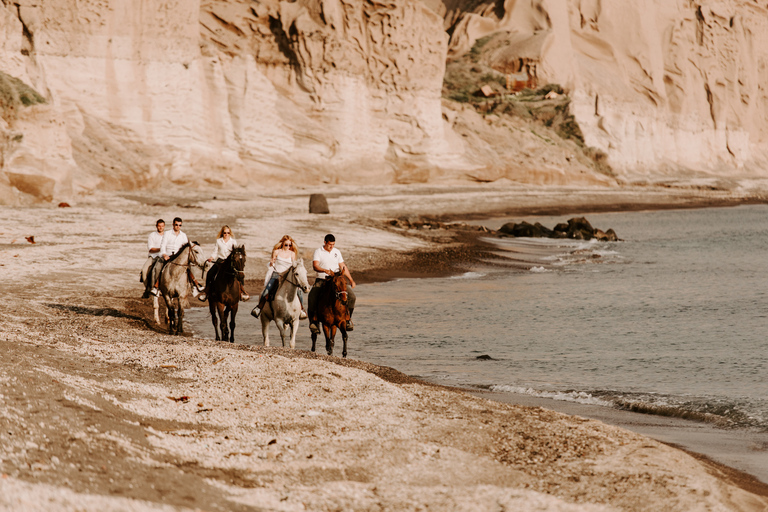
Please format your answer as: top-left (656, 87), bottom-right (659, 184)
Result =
top-left (443, 0), bottom-right (768, 183)
top-left (2, 0), bottom-right (768, 203)
top-left (0, 0), bottom-right (467, 203)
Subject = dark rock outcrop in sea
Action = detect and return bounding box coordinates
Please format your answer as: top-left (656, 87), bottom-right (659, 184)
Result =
top-left (499, 217), bottom-right (619, 241)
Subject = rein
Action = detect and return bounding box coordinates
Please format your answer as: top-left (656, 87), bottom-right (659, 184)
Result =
top-left (168, 244), bottom-right (205, 290)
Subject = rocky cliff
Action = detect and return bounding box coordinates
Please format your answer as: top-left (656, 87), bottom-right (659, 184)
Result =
top-left (441, 0), bottom-right (768, 185)
top-left (0, 0), bottom-right (463, 203)
top-left (1, 0), bottom-right (767, 203)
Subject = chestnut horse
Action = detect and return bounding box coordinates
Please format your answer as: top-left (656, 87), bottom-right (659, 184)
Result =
top-left (311, 272), bottom-right (350, 357)
top-left (208, 245), bottom-right (246, 343)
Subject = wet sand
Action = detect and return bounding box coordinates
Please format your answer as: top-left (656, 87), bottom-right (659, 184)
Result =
top-left (2, 184), bottom-right (768, 511)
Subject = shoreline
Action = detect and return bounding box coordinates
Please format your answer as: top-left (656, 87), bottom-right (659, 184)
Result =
top-left (3, 186), bottom-right (768, 510)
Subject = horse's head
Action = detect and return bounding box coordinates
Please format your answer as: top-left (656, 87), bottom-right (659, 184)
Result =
top-left (231, 245), bottom-right (246, 273)
top-left (189, 242), bottom-right (206, 269)
top-left (292, 259), bottom-right (311, 293)
top-left (331, 272), bottom-right (348, 305)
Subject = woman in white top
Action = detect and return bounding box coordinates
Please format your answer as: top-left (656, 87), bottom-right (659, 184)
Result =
top-left (251, 235), bottom-right (305, 318)
top-left (199, 225), bottom-right (249, 302)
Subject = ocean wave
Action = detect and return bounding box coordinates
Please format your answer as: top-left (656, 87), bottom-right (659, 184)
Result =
top-left (489, 385), bottom-right (613, 407)
top-left (490, 385), bottom-right (768, 430)
top-left (449, 271), bottom-right (486, 279)
top-left (529, 266), bottom-right (551, 273)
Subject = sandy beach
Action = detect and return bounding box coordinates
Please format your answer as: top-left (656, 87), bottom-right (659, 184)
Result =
top-left (2, 183), bottom-right (768, 511)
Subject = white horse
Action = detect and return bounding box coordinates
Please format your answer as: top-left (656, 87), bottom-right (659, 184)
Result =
top-left (152, 242), bottom-right (206, 334)
top-left (260, 259), bottom-right (310, 348)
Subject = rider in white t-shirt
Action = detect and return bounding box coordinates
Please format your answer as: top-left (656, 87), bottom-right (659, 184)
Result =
top-left (307, 233), bottom-right (356, 333)
top-left (141, 219), bottom-right (165, 298)
top-left (150, 217), bottom-right (190, 296)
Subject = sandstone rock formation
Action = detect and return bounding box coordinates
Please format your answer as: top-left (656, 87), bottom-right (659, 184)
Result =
top-left (440, 0), bottom-right (768, 183)
top-left (0, 0), bottom-right (470, 204)
top-left (2, 0), bottom-right (768, 204)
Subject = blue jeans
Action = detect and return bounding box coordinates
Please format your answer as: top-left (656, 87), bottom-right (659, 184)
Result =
top-left (260, 275), bottom-right (304, 305)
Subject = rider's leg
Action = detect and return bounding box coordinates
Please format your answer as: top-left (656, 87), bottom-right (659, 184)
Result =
top-left (238, 274), bottom-right (249, 301)
top-left (251, 276), bottom-right (277, 317)
top-left (198, 261), bottom-right (217, 302)
top-left (141, 257), bottom-right (155, 298)
top-left (307, 281), bottom-right (321, 333)
top-left (346, 288), bottom-right (357, 331)
top-left (297, 288), bottom-right (307, 319)
top-left (150, 260), bottom-right (165, 296)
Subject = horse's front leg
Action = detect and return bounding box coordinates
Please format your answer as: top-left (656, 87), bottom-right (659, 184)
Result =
top-left (340, 325), bottom-right (348, 358)
top-left (288, 318), bottom-right (297, 350)
top-left (177, 304), bottom-right (184, 335)
top-left (229, 305), bottom-right (237, 344)
top-left (324, 324), bottom-right (335, 356)
top-left (165, 298), bottom-right (176, 334)
top-left (276, 319), bottom-right (288, 347)
top-left (219, 305), bottom-right (229, 341)
top-left (311, 331), bottom-right (317, 352)
top-left (209, 303), bottom-right (220, 341)
top-left (153, 296), bottom-right (161, 325)
top-left (260, 315), bottom-right (271, 347)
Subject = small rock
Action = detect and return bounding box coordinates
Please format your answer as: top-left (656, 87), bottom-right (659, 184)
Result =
top-left (309, 194), bottom-right (330, 214)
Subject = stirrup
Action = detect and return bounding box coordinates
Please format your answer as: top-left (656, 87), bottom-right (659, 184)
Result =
top-left (198, 293), bottom-right (207, 302)
top-left (251, 307), bottom-right (261, 318)
top-left (240, 293), bottom-right (250, 302)
top-left (309, 323), bottom-right (320, 334)
top-left (151, 288), bottom-right (160, 297)
top-left (300, 310), bottom-right (308, 320)
top-left (346, 319), bottom-right (354, 332)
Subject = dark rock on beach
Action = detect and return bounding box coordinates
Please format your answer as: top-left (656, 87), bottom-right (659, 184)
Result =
top-left (500, 217), bottom-right (619, 241)
top-left (309, 193), bottom-right (330, 214)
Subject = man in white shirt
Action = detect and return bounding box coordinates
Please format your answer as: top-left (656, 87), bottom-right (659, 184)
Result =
top-left (308, 234), bottom-right (357, 333)
top-left (150, 217), bottom-right (190, 296)
top-left (140, 219), bottom-right (165, 298)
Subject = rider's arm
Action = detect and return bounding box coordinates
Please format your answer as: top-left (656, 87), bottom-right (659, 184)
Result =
top-left (209, 240), bottom-right (220, 262)
top-left (313, 259), bottom-right (329, 276)
top-left (270, 249), bottom-right (279, 267)
top-left (340, 262), bottom-right (356, 288)
top-left (160, 233), bottom-right (170, 260)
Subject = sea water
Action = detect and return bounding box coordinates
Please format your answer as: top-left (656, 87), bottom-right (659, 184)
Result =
top-left (354, 205), bottom-right (768, 432)
top-left (186, 205), bottom-right (768, 469)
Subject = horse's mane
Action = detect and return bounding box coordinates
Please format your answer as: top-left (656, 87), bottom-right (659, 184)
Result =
top-left (167, 242), bottom-right (191, 263)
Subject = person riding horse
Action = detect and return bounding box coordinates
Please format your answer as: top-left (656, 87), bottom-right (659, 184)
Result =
top-left (251, 235), bottom-right (306, 319)
top-left (141, 218), bottom-right (165, 298)
top-left (149, 217), bottom-right (190, 297)
top-left (198, 225), bottom-right (249, 302)
top-left (308, 234), bottom-right (356, 334)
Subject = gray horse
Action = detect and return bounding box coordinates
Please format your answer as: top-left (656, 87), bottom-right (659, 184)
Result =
top-left (151, 242), bottom-right (206, 335)
top-left (260, 260), bottom-right (310, 349)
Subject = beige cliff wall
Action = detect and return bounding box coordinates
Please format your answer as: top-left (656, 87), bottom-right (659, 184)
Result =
top-left (0, 0), bottom-right (469, 203)
top-left (443, 0), bottom-right (768, 182)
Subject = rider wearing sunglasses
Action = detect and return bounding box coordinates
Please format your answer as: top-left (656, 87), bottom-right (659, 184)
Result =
top-left (251, 235), bottom-right (305, 318)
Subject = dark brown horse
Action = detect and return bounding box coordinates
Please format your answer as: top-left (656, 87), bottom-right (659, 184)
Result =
top-left (208, 245), bottom-right (246, 343)
top-left (311, 272), bottom-right (350, 357)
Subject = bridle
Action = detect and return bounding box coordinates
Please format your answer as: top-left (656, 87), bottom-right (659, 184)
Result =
top-left (281, 263), bottom-right (304, 289)
top-left (332, 276), bottom-right (348, 304)
top-left (229, 248), bottom-right (246, 276)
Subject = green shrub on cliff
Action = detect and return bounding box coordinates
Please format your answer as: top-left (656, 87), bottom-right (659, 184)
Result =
top-left (0, 71), bottom-right (46, 121)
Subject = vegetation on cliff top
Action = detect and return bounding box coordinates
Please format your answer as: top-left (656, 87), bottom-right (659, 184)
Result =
top-left (442, 33), bottom-right (612, 176)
